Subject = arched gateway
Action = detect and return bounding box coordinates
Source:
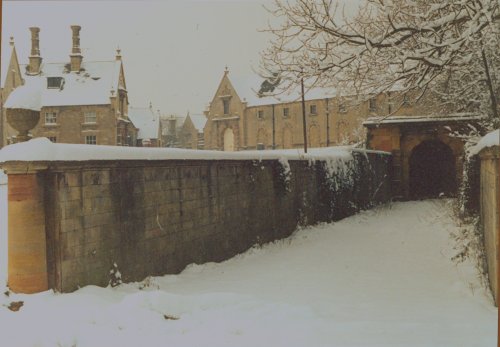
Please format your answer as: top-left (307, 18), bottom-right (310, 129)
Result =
top-left (364, 115), bottom-right (484, 200)
top-left (409, 140), bottom-right (456, 199)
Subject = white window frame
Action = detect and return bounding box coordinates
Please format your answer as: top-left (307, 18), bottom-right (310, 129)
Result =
top-left (84, 111), bottom-right (97, 124)
top-left (85, 135), bottom-right (97, 145)
top-left (45, 112), bottom-right (57, 125)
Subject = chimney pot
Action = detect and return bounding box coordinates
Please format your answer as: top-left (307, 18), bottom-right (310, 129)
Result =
top-left (70, 25), bottom-right (83, 72)
top-left (28, 27), bottom-right (42, 75)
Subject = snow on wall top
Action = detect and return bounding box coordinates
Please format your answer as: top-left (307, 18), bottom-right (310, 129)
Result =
top-left (188, 114), bottom-right (207, 132)
top-left (230, 75), bottom-right (336, 107)
top-left (128, 107), bottom-right (160, 140)
top-left (468, 129), bottom-right (500, 156)
top-left (0, 138), bottom-right (388, 164)
top-left (4, 61), bottom-right (121, 109)
top-left (363, 113), bottom-right (484, 126)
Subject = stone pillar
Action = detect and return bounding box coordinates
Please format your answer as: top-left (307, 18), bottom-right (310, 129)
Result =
top-left (4, 164), bottom-right (48, 293)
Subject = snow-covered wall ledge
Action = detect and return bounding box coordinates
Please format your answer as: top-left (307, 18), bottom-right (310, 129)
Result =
top-left (0, 139), bottom-right (391, 294)
top-left (0, 137), bottom-right (389, 163)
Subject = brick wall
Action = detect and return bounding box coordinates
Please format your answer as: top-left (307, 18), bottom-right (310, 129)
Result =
top-left (4, 151), bottom-right (390, 293)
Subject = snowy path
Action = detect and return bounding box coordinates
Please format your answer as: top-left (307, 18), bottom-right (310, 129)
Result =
top-left (0, 200), bottom-right (496, 347)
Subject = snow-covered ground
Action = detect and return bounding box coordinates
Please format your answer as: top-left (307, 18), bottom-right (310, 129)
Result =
top-left (0, 199), bottom-right (496, 347)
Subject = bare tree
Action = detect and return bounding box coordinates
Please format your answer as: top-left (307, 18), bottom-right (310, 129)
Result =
top-left (260, 0), bottom-right (500, 124)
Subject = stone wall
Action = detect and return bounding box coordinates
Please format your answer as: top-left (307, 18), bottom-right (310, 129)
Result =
top-left (479, 146), bottom-right (499, 304)
top-left (3, 151), bottom-right (390, 293)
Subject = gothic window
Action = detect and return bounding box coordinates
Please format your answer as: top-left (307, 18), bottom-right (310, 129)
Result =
top-left (223, 99), bottom-right (230, 115)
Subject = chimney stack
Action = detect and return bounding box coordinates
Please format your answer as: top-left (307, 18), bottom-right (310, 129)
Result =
top-left (70, 25), bottom-right (83, 72)
top-left (28, 27), bottom-right (42, 75)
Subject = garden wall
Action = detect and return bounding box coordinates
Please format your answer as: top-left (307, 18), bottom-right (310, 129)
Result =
top-left (1, 143), bottom-right (391, 293)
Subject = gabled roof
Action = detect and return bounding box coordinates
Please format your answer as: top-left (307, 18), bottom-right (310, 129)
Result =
top-left (229, 74), bottom-right (337, 107)
top-left (128, 106), bottom-right (160, 140)
top-left (186, 114), bottom-right (207, 132)
top-left (4, 60), bottom-right (122, 110)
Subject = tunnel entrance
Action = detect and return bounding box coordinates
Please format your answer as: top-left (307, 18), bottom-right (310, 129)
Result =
top-left (409, 140), bottom-right (456, 199)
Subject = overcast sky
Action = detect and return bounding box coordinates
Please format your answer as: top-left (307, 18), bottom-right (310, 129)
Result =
top-left (2, 0), bottom-right (361, 117)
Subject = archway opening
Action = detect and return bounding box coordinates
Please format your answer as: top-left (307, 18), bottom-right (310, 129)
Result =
top-left (409, 140), bottom-right (456, 199)
top-left (223, 128), bottom-right (234, 151)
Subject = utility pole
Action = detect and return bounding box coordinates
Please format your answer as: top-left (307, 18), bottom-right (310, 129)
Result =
top-left (325, 98), bottom-right (330, 147)
top-left (301, 76), bottom-right (308, 154)
top-left (272, 104), bottom-right (276, 149)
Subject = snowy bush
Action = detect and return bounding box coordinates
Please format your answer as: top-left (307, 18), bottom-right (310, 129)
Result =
top-left (109, 262), bottom-right (123, 288)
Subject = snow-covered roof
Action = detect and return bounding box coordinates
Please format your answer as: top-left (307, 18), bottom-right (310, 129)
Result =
top-left (363, 114), bottom-right (485, 126)
top-left (230, 75), bottom-right (336, 107)
top-left (187, 114), bottom-right (207, 132)
top-left (468, 129), bottom-right (499, 156)
top-left (4, 61), bottom-right (122, 109)
top-left (0, 137), bottom-right (388, 163)
top-left (128, 107), bottom-right (160, 140)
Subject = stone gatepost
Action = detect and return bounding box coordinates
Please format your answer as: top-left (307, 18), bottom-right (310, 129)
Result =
top-left (2, 163), bottom-right (48, 293)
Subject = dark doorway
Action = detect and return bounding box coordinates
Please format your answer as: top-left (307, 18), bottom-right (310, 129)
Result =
top-left (409, 140), bottom-right (456, 199)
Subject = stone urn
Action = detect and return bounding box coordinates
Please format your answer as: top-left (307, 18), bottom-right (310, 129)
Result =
top-left (6, 108), bottom-right (40, 142)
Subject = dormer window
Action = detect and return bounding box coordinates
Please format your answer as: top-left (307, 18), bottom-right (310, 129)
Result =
top-left (47, 77), bottom-right (64, 89)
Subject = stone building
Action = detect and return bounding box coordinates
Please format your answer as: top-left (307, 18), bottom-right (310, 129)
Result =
top-left (1, 26), bottom-right (137, 146)
top-left (128, 105), bottom-right (162, 147)
top-left (160, 115), bottom-right (183, 148)
top-left (204, 69), bottom-right (431, 151)
top-left (180, 113), bottom-right (207, 149)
